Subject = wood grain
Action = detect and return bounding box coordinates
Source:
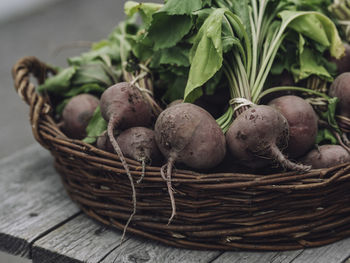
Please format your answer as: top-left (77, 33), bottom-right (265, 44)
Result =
top-left (210, 250), bottom-right (302, 263)
top-left (0, 144), bottom-right (80, 258)
top-left (32, 214), bottom-right (222, 263)
top-left (288, 238), bottom-right (350, 263)
top-left (211, 237), bottom-right (350, 263)
top-left (32, 214), bottom-right (127, 263)
top-left (101, 235), bottom-right (222, 263)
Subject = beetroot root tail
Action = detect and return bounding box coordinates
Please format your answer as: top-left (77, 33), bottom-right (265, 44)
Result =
top-left (108, 117), bottom-right (137, 243)
top-left (270, 145), bottom-right (311, 172)
top-left (137, 158), bottom-right (146, 184)
top-left (160, 157), bottom-right (176, 225)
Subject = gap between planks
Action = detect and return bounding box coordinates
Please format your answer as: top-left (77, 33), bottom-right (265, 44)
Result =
top-left (28, 212), bottom-right (82, 259)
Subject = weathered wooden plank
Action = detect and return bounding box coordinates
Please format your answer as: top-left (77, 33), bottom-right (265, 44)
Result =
top-left (289, 238), bottom-right (350, 263)
top-left (209, 250), bottom-right (302, 263)
top-left (32, 214), bottom-right (127, 263)
top-left (101, 235), bottom-right (222, 263)
top-left (0, 144), bottom-right (80, 258)
top-left (32, 213), bottom-right (221, 263)
top-left (212, 237), bottom-right (350, 263)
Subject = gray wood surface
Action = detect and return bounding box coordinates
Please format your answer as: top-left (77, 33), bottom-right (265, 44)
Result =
top-left (0, 144), bottom-right (80, 258)
top-left (287, 238), bottom-right (350, 263)
top-left (1, 145), bottom-right (350, 263)
top-left (100, 234), bottom-right (221, 263)
top-left (32, 214), bottom-right (126, 263)
top-left (210, 250), bottom-right (302, 263)
top-left (32, 214), bottom-right (221, 263)
top-left (212, 236), bottom-right (350, 263)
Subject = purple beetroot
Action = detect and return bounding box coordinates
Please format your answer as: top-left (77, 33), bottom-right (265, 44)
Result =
top-left (154, 103), bottom-right (226, 223)
top-left (226, 105), bottom-right (310, 171)
top-left (117, 127), bottom-right (162, 183)
top-left (268, 95), bottom-right (318, 158)
top-left (61, 94), bottom-right (99, 139)
top-left (99, 82), bottom-right (154, 237)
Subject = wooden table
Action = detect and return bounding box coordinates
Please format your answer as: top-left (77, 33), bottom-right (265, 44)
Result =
top-left (1, 144), bottom-right (350, 263)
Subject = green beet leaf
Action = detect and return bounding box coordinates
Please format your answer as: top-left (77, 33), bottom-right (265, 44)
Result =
top-left (37, 66), bottom-right (76, 95)
top-left (72, 61), bottom-right (116, 87)
top-left (160, 0), bottom-right (202, 15)
top-left (150, 45), bottom-right (190, 68)
top-left (83, 106), bottom-right (108, 144)
top-left (124, 1), bottom-right (163, 27)
top-left (184, 8), bottom-right (225, 102)
top-left (289, 0), bottom-right (332, 13)
top-left (64, 83), bottom-right (105, 97)
top-left (270, 41), bottom-right (296, 75)
top-left (68, 43), bottom-right (120, 67)
top-left (55, 83), bottom-right (105, 115)
top-left (155, 64), bottom-right (189, 103)
top-left (231, 0), bottom-right (252, 43)
top-left (316, 128), bottom-right (338, 145)
top-left (193, 8), bottom-right (212, 29)
top-left (279, 10), bottom-right (345, 59)
top-left (147, 12), bottom-right (193, 50)
top-left (202, 0), bottom-right (212, 7)
top-left (320, 97), bottom-right (340, 133)
top-left (130, 33), bottom-right (154, 62)
top-left (291, 35), bottom-right (333, 82)
top-left (68, 17), bottom-right (138, 67)
top-left (55, 97), bottom-right (71, 116)
top-left (162, 75), bottom-right (188, 103)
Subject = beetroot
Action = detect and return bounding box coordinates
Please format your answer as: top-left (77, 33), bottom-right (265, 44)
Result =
top-left (329, 43), bottom-right (350, 74)
top-left (166, 99), bottom-right (183, 108)
top-left (329, 72), bottom-right (350, 118)
top-left (268, 95), bottom-right (318, 158)
top-left (301, 145), bottom-right (350, 169)
top-left (226, 105), bottom-right (310, 171)
top-left (99, 82), bottom-right (154, 237)
top-left (117, 127), bottom-right (162, 182)
top-left (61, 94), bottom-right (99, 139)
top-left (100, 82), bottom-right (154, 177)
top-left (100, 82), bottom-right (155, 162)
top-left (96, 130), bottom-right (115, 153)
top-left (155, 103), bottom-right (226, 170)
top-left (154, 103), bottom-right (226, 222)
top-left (100, 82), bottom-right (154, 129)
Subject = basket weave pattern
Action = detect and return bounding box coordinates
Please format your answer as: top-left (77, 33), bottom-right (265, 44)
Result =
top-left (12, 56), bottom-right (350, 251)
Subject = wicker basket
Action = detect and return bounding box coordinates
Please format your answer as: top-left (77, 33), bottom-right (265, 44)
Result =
top-left (12, 56), bottom-right (350, 251)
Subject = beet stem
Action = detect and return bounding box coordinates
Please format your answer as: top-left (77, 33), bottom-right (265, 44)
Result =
top-left (270, 145), bottom-right (311, 172)
top-left (108, 116), bottom-right (136, 242)
top-left (160, 156), bottom-right (176, 225)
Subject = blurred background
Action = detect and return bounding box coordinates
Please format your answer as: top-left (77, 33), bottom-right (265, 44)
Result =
top-left (0, 0), bottom-right (126, 262)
